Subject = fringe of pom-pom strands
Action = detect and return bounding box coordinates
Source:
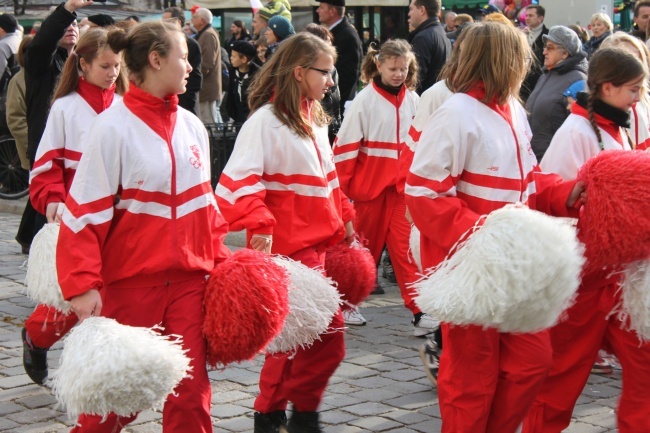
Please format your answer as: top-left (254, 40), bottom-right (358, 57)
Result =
top-left (51, 317), bottom-right (191, 420)
top-left (414, 205), bottom-right (585, 333)
top-left (617, 260), bottom-right (650, 342)
top-left (324, 242), bottom-right (377, 309)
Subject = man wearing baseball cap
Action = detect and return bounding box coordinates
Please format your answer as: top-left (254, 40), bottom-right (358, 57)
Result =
top-left (316, 0), bottom-right (362, 115)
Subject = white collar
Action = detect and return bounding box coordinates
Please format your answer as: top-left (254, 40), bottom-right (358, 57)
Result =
top-left (329, 17), bottom-right (344, 30)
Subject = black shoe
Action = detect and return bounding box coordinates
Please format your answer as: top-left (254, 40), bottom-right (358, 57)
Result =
top-left (371, 284), bottom-right (385, 295)
top-left (419, 338), bottom-right (441, 387)
top-left (21, 328), bottom-right (48, 385)
top-left (254, 410), bottom-right (287, 433)
top-left (280, 411), bottom-right (322, 433)
top-left (381, 253), bottom-right (397, 284)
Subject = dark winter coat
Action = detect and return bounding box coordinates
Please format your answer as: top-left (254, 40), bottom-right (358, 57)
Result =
top-left (521, 24), bottom-right (549, 102)
top-left (526, 51), bottom-right (588, 161)
top-left (25, 4), bottom-right (74, 162)
top-left (408, 17), bottom-right (451, 95)
top-left (178, 35), bottom-right (202, 115)
top-left (331, 16), bottom-right (362, 113)
top-left (584, 31), bottom-right (612, 59)
top-left (225, 62), bottom-right (260, 124)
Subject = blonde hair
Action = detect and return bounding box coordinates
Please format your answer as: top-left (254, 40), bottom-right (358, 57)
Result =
top-left (483, 13), bottom-right (514, 27)
top-left (450, 22), bottom-right (531, 106)
top-left (590, 12), bottom-right (613, 31)
top-left (360, 39), bottom-right (418, 91)
top-left (247, 32), bottom-right (336, 139)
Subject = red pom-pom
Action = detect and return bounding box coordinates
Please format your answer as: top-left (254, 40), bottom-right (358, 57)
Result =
top-left (324, 243), bottom-right (377, 309)
top-left (203, 249), bottom-right (290, 367)
top-left (577, 150), bottom-right (650, 273)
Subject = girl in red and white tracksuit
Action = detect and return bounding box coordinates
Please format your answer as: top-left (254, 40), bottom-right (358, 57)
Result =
top-left (23, 28), bottom-right (128, 382)
top-left (523, 47), bottom-right (650, 433)
top-left (215, 33), bottom-right (355, 433)
top-left (404, 23), bottom-right (584, 433)
top-left (333, 40), bottom-right (436, 335)
top-left (57, 23), bottom-right (231, 433)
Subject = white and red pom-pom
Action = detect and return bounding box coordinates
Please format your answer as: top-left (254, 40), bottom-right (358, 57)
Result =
top-left (51, 317), bottom-right (191, 419)
top-left (203, 249), bottom-right (290, 367)
top-left (577, 150), bottom-right (650, 273)
top-left (325, 242), bottom-right (377, 309)
top-left (414, 205), bottom-right (585, 333)
top-left (267, 257), bottom-right (341, 354)
top-left (25, 223), bottom-right (71, 313)
top-left (618, 260), bottom-right (650, 342)
top-left (409, 225), bottom-right (422, 273)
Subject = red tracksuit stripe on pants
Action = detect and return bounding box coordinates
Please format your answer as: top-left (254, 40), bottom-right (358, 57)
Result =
top-left (254, 247), bottom-right (345, 413)
top-left (438, 324), bottom-right (552, 433)
top-left (71, 277), bottom-right (212, 433)
top-left (24, 305), bottom-right (77, 348)
top-left (522, 282), bottom-right (650, 433)
top-left (353, 186), bottom-right (420, 314)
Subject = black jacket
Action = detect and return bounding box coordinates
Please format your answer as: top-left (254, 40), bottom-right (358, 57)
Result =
top-left (178, 35), bottom-right (202, 115)
top-left (225, 62), bottom-right (260, 124)
top-left (521, 24), bottom-right (549, 102)
top-left (25, 3), bottom-right (75, 162)
top-left (331, 16), bottom-right (362, 114)
top-left (408, 17), bottom-right (451, 95)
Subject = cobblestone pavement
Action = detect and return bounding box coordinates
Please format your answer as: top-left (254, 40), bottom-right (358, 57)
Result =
top-left (0, 210), bottom-right (622, 432)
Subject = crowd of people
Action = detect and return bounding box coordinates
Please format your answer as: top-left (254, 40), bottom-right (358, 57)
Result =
top-left (2, 0), bottom-right (650, 432)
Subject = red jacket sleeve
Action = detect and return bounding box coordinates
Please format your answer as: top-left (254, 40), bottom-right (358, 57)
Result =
top-left (532, 170), bottom-right (580, 218)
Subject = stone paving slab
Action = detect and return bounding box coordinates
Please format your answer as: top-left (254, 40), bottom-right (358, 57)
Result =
top-left (0, 212), bottom-right (622, 432)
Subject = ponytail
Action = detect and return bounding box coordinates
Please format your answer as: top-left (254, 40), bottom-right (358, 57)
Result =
top-left (360, 43), bottom-right (380, 86)
top-left (360, 39), bottom-right (419, 90)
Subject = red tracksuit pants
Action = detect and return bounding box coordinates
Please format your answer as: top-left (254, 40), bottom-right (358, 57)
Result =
top-left (70, 277), bottom-right (212, 433)
top-left (438, 324), bottom-right (552, 433)
top-left (254, 247), bottom-right (345, 413)
top-left (522, 282), bottom-right (650, 433)
top-left (24, 305), bottom-right (77, 348)
top-left (353, 186), bottom-right (420, 314)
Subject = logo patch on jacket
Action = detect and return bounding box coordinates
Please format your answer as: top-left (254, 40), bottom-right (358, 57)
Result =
top-left (189, 145), bottom-right (203, 169)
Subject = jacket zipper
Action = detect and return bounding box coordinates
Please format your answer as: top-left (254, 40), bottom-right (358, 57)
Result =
top-left (163, 101), bottom-right (178, 273)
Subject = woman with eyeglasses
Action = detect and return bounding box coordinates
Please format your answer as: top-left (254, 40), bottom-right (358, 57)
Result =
top-left (526, 25), bottom-right (588, 161)
top-left (215, 33), bottom-right (355, 433)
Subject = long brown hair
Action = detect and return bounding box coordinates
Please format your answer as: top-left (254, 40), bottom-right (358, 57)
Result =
top-left (52, 28), bottom-right (128, 103)
top-left (449, 22), bottom-right (531, 106)
top-left (585, 47), bottom-right (647, 144)
top-left (247, 32), bottom-right (336, 139)
top-left (438, 23), bottom-right (473, 85)
top-left (360, 39), bottom-right (418, 91)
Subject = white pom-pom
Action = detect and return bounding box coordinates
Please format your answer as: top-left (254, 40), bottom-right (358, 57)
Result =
top-left (267, 256), bottom-right (341, 354)
top-left (25, 223), bottom-right (71, 313)
top-left (51, 317), bottom-right (191, 419)
top-left (409, 225), bottom-right (422, 273)
top-left (618, 260), bottom-right (650, 342)
top-left (414, 205), bottom-right (584, 333)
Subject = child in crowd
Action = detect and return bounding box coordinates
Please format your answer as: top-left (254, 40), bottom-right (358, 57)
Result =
top-left (404, 22), bottom-right (584, 433)
top-left (523, 47), bottom-right (650, 433)
top-left (226, 40), bottom-right (260, 123)
top-left (22, 27), bottom-right (128, 386)
top-left (332, 39), bottom-right (437, 335)
top-left (57, 21), bottom-right (231, 432)
top-left (215, 33), bottom-right (355, 433)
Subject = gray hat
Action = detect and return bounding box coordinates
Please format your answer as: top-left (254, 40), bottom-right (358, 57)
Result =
top-left (543, 25), bottom-right (582, 57)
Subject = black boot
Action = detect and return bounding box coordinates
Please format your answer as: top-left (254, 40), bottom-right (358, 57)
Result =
top-left (254, 410), bottom-right (287, 433)
top-left (282, 411), bottom-right (322, 433)
top-left (21, 327), bottom-right (48, 385)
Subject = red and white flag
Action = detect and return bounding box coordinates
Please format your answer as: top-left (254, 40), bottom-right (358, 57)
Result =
top-left (250, 0), bottom-right (264, 12)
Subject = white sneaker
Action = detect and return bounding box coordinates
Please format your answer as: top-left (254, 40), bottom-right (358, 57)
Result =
top-left (413, 313), bottom-right (440, 337)
top-left (343, 308), bottom-right (367, 326)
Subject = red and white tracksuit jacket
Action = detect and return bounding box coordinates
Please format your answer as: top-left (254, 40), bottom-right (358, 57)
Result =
top-left (399, 79), bottom-right (454, 193)
top-left (30, 80), bottom-right (120, 214)
top-left (630, 100), bottom-right (650, 151)
top-left (333, 81), bottom-right (421, 313)
top-left (58, 85), bottom-right (230, 433)
top-left (26, 80), bottom-right (120, 349)
top-left (405, 90), bottom-right (577, 433)
top-left (216, 100), bottom-right (353, 413)
top-left (523, 101), bottom-right (650, 433)
top-left (216, 102), bottom-right (355, 256)
top-left (57, 85), bottom-right (231, 300)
